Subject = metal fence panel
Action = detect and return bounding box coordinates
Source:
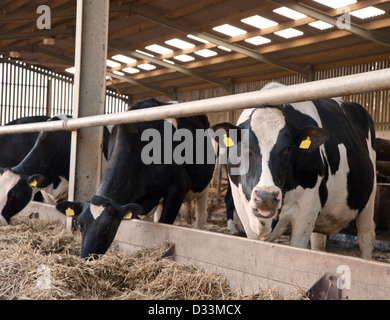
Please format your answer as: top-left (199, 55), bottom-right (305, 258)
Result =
top-left (0, 56), bottom-right (130, 126)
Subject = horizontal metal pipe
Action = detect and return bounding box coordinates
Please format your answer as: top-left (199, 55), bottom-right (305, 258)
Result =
top-left (1, 68), bottom-right (390, 134)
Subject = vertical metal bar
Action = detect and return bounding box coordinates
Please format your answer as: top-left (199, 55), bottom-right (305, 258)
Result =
top-left (69, 0), bottom-right (109, 227)
top-left (14, 64), bottom-right (19, 119)
top-left (29, 67), bottom-right (34, 116)
top-left (55, 79), bottom-right (60, 115)
top-left (46, 78), bottom-right (52, 117)
top-left (5, 63), bottom-right (10, 124)
top-left (69, 81), bottom-right (74, 115)
top-left (25, 68), bottom-right (30, 117)
top-left (0, 61), bottom-right (3, 125)
top-left (37, 69), bottom-right (42, 116)
top-left (61, 77), bottom-right (65, 114)
top-left (33, 67), bottom-right (37, 116)
top-left (63, 80), bottom-right (68, 115)
top-left (10, 64), bottom-right (15, 122)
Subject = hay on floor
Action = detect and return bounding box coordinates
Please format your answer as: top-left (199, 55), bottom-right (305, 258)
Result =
top-left (0, 217), bottom-right (302, 300)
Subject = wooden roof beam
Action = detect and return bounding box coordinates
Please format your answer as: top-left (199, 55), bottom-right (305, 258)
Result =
top-left (109, 42), bottom-right (232, 89)
top-left (106, 71), bottom-right (174, 96)
top-left (28, 45), bottom-right (174, 97)
top-left (0, 5), bottom-right (128, 23)
top-left (0, 28), bottom-right (74, 41)
top-left (128, 4), bottom-right (309, 77)
top-left (267, 0), bottom-right (390, 48)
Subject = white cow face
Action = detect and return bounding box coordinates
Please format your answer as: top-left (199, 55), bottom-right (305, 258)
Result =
top-left (0, 170), bottom-right (33, 224)
top-left (211, 106), bottom-right (328, 238)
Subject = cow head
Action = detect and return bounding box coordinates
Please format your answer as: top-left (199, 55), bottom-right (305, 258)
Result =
top-left (0, 169), bottom-right (34, 224)
top-left (211, 106), bottom-right (328, 236)
top-left (0, 169), bottom-right (68, 224)
top-left (56, 195), bottom-right (143, 259)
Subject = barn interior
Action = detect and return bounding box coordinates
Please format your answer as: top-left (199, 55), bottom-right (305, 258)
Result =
top-left (1, 0), bottom-right (390, 300)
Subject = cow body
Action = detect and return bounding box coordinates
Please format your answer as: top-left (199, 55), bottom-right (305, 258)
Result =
top-left (212, 83), bottom-right (376, 259)
top-left (56, 98), bottom-right (215, 258)
top-left (0, 115), bottom-right (71, 224)
top-left (0, 116), bottom-right (50, 167)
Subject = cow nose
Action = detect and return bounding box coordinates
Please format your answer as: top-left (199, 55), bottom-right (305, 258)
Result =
top-left (254, 189), bottom-right (280, 204)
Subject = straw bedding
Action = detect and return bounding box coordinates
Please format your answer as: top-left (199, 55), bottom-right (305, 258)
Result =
top-left (0, 217), bottom-right (301, 300)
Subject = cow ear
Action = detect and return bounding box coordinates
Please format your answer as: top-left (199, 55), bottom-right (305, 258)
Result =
top-left (56, 201), bottom-right (83, 217)
top-left (210, 122), bottom-right (241, 148)
top-left (120, 203), bottom-right (143, 220)
top-left (296, 126), bottom-right (329, 152)
top-left (28, 174), bottom-right (47, 188)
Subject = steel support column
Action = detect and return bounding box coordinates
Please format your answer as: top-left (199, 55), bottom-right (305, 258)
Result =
top-left (69, 0), bottom-right (109, 205)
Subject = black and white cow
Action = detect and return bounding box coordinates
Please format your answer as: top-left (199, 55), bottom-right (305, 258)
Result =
top-left (0, 114), bottom-right (111, 225)
top-left (56, 98), bottom-right (215, 258)
top-left (212, 83), bottom-right (376, 259)
top-left (0, 115), bottom-right (50, 167)
top-left (0, 115), bottom-right (72, 224)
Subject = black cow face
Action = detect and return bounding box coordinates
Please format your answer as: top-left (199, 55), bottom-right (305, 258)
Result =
top-left (56, 195), bottom-right (143, 259)
top-left (211, 107), bottom-right (328, 220)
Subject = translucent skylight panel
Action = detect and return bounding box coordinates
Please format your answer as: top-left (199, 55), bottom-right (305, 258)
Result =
top-left (106, 59), bottom-right (121, 68)
top-left (245, 36), bottom-right (271, 45)
top-left (145, 44), bottom-right (173, 55)
top-left (350, 6), bottom-right (385, 19)
top-left (194, 49), bottom-right (217, 57)
top-left (138, 63), bottom-right (156, 71)
top-left (111, 54), bottom-right (137, 64)
top-left (65, 67), bottom-right (75, 74)
top-left (165, 38), bottom-right (195, 49)
top-left (113, 70), bottom-right (125, 76)
top-left (135, 50), bottom-right (154, 58)
top-left (273, 7), bottom-right (307, 20)
top-left (187, 34), bottom-right (209, 44)
top-left (218, 45), bottom-right (231, 52)
top-left (163, 59), bottom-right (175, 64)
top-left (212, 24), bottom-right (247, 37)
top-left (308, 20), bottom-right (334, 30)
top-left (274, 28), bottom-right (304, 38)
top-left (313, 0), bottom-right (357, 9)
top-left (122, 67), bottom-right (140, 74)
top-left (174, 54), bottom-right (195, 62)
top-left (241, 15), bottom-right (278, 29)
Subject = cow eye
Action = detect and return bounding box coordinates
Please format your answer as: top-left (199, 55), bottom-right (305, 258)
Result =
top-left (102, 225), bottom-right (111, 234)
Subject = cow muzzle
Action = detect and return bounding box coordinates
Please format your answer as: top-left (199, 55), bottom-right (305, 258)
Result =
top-left (250, 186), bottom-right (282, 219)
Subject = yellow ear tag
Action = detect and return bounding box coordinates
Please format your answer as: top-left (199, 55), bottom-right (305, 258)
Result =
top-left (223, 134), bottom-right (234, 148)
top-left (65, 208), bottom-right (75, 217)
top-left (30, 179), bottom-right (37, 187)
top-left (299, 136), bottom-right (311, 149)
top-left (123, 211), bottom-right (133, 220)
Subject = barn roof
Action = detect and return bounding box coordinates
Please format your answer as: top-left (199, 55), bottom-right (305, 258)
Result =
top-left (1, 0), bottom-right (390, 100)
